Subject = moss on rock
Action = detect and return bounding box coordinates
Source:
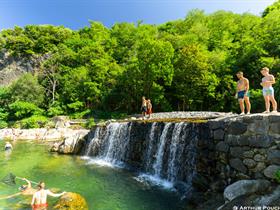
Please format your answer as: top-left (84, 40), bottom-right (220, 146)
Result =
top-left (54, 192), bottom-right (88, 210)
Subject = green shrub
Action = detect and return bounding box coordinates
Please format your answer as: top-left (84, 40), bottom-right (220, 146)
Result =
top-left (9, 101), bottom-right (43, 120)
top-left (0, 120), bottom-right (8, 128)
top-left (47, 105), bottom-right (64, 117)
top-left (19, 115), bottom-right (48, 128)
top-left (275, 169), bottom-right (280, 183)
top-left (249, 89), bottom-right (264, 113)
top-left (85, 118), bottom-right (96, 129)
top-left (71, 109), bottom-right (91, 119)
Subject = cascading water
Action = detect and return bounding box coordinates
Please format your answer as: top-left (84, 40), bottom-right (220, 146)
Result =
top-left (84, 127), bottom-right (101, 156)
top-left (82, 121), bottom-right (200, 190)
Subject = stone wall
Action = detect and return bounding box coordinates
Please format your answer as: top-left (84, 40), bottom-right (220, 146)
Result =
top-left (208, 114), bottom-right (280, 184)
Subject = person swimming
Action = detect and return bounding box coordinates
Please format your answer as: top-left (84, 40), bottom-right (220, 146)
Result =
top-left (4, 142), bottom-right (13, 151)
top-left (0, 178), bottom-right (36, 200)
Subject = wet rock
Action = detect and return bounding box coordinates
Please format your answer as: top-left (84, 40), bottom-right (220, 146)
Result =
top-left (229, 158), bottom-right (247, 173)
top-left (243, 159), bottom-right (256, 168)
top-left (216, 142), bottom-right (229, 153)
top-left (269, 122), bottom-right (280, 133)
top-left (230, 147), bottom-right (249, 158)
top-left (227, 121), bottom-right (247, 135)
top-left (252, 162), bottom-right (266, 173)
top-left (247, 120), bottom-right (268, 134)
top-left (268, 115), bottom-right (280, 123)
top-left (192, 174), bottom-right (210, 192)
top-left (54, 192), bottom-right (88, 210)
top-left (254, 185), bottom-right (280, 206)
top-left (267, 150), bottom-right (280, 164)
top-left (213, 129), bottom-right (225, 140)
top-left (243, 151), bottom-right (254, 158)
top-left (223, 179), bottom-right (270, 201)
top-left (263, 165), bottom-right (280, 179)
top-left (253, 154), bottom-right (266, 162)
top-left (248, 135), bottom-right (273, 148)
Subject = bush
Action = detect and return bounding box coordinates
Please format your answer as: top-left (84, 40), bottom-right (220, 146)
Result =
top-left (47, 105), bottom-right (64, 117)
top-left (0, 120), bottom-right (8, 128)
top-left (275, 169), bottom-right (280, 183)
top-left (85, 118), bottom-right (95, 129)
top-left (71, 109), bottom-right (91, 119)
top-left (9, 101), bottom-right (43, 120)
top-left (249, 89), bottom-right (264, 113)
top-left (19, 115), bottom-right (48, 128)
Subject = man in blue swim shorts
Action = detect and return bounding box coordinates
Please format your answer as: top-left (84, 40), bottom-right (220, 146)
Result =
top-left (236, 71), bottom-right (251, 115)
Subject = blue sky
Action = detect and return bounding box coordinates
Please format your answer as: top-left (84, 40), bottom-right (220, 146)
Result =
top-left (0, 0), bottom-right (277, 30)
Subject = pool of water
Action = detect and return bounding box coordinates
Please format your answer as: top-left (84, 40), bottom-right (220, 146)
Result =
top-left (0, 140), bottom-right (186, 210)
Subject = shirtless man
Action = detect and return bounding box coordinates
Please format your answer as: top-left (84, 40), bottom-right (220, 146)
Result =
top-left (31, 181), bottom-right (65, 210)
top-left (260, 67), bottom-right (277, 113)
top-left (236, 71), bottom-right (251, 115)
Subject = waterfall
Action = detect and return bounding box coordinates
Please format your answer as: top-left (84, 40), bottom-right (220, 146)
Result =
top-left (82, 121), bottom-right (200, 189)
top-left (152, 123), bottom-right (172, 177)
top-left (84, 127), bottom-right (101, 156)
top-left (167, 122), bottom-right (185, 181)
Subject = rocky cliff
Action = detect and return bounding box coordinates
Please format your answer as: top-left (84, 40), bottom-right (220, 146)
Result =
top-left (0, 50), bottom-right (48, 86)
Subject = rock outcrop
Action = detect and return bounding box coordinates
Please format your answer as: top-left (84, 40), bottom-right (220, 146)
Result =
top-left (51, 133), bottom-right (87, 154)
top-left (0, 128), bottom-right (89, 141)
top-left (223, 179), bottom-right (270, 201)
top-left (54, 192), bottom-right (88, 210)
top-left (0, 50), bottom-right (49, 86)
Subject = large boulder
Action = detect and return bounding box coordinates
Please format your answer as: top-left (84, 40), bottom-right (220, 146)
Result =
top-left (54, 192), bottom-right (88, 210)
top-left (50, 133), bottom-right (86, 154)
top-left (223, 179), bottom-right (270, 201)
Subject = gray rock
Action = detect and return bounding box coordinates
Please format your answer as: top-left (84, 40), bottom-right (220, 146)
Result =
top-left (254, 186), bottom-right (280, 206)
top-left (223, 179), bottom-right (270, 201)
top-left (227, 121), bottom-right (247, 135)
top-left (230, 147), bottom-right (249, 158)
top-left (248, 135), bottom-right (273, 148)
top-left (216, 141), bottom-right (229, 152)
top-left (267, 150), bottom-right (280, 164)
top-left (247, 120), bottom-right (269, 134)
top-left (209, 121), bottom-right (225, 130)
top-left (269, 122), bottom-right (280, 134)
top-left (243, 151), bottom-right (255, 158)
top-left (229, 158), bottom-right (247, 173)
top-left (243, 115), bottom-right (263, 123)
top-left (213, 129), bottom-right (225, 140)
top-left (237, 135), bottom-right (250, 146)
top-left (263, 165), bottom-right (280, 179)
top-left (243, 159), bottom-right (257, 168)
top-left (225, 135), bottom-right (239, 146)
top-left (268, 115), bottom-right (280, 123)
top-left (252, 162), bottom-right (266, 173)
top-left (254, 154), bottom-right (266, 162)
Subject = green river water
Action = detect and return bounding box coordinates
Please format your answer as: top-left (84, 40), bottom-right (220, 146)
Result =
top-left (0, 140), bottom-right (185, 210)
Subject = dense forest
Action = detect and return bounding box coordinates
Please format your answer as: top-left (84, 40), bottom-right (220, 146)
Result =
top-left (0, 1), bottom-right (280, 128)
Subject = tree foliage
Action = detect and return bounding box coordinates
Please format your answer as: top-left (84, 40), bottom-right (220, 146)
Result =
top-left (0, 2), bottom-right (280, 126)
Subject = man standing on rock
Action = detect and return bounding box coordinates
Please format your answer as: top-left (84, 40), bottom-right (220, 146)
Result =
top-left (260, 67), bottom-right (277, 113)
top-left (236, 71), bottom-right (251, 115)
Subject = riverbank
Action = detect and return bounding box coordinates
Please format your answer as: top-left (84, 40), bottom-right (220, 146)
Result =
top-left (0, 128), bottom-right (89, 141)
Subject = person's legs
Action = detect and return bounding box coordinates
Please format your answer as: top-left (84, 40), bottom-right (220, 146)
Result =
top-left (239, 99), bottom-right (245, 114)
top-left (264, 95), bottom-right (270, 112)
top-left (269, 95), bottom-right (277, 112)
top-left (244, 96), bottom-right (251, 114)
